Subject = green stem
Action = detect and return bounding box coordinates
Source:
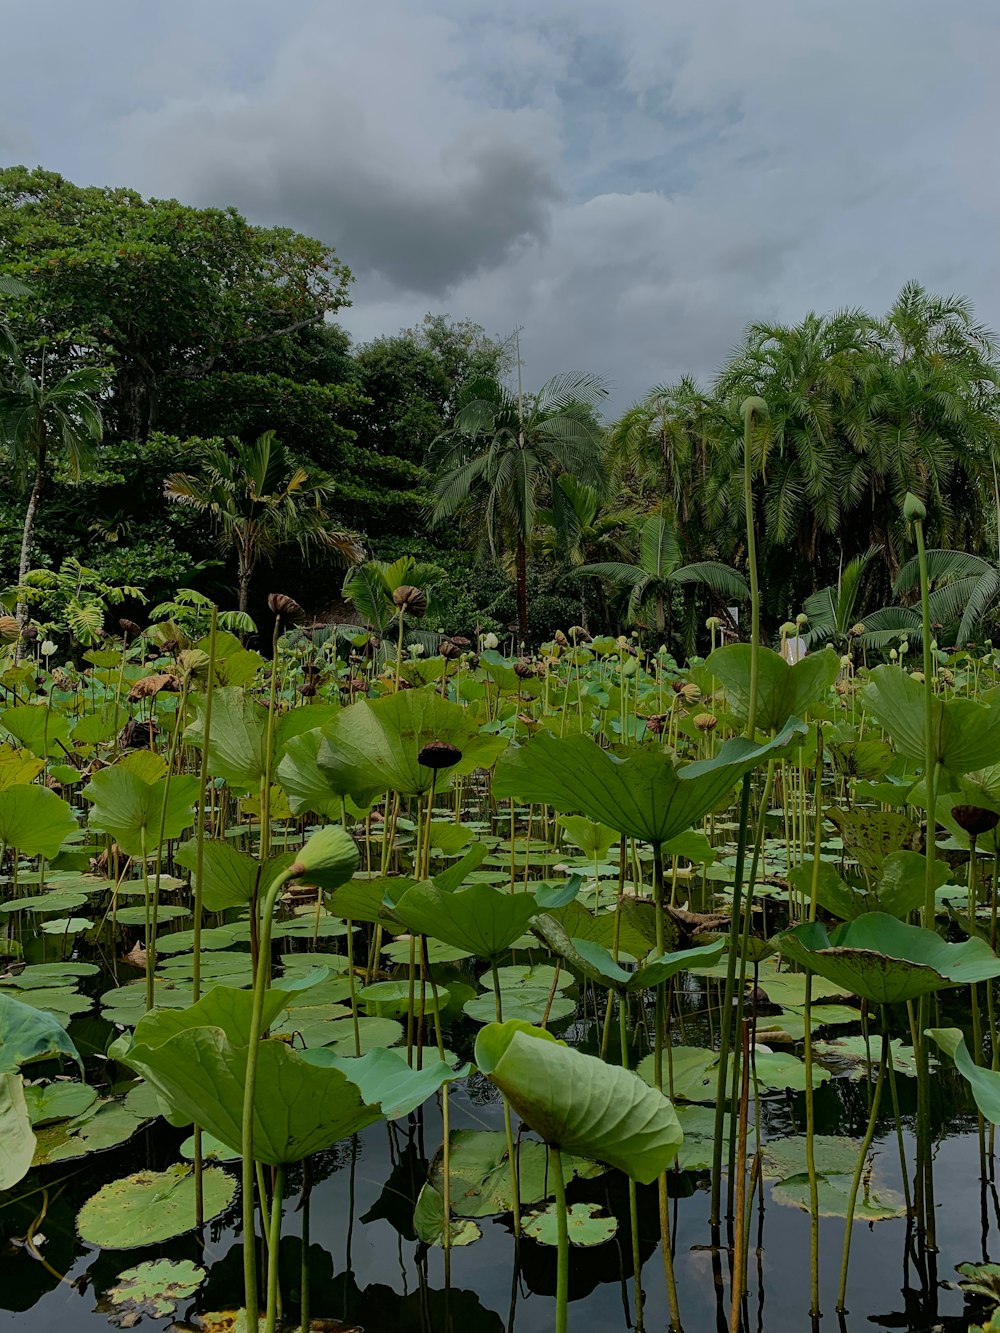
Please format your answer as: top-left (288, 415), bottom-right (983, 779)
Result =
top-left (836, 1021), bottom-right (888, 1312)
top-left (552, 1145), bottom-right (569, 1333)
top-left (264, 1164), bottom-right (285, 1333)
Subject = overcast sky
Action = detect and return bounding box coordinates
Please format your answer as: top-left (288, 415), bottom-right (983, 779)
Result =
top-left (3, 1), bottom-right (999, 409)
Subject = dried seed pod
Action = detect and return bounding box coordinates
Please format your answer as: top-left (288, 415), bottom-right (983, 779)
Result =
top-left (392, 585), bottom-right (427, 618)
top-left (951, 805), bottom-right (1000, 836)
top-left (119, 618), bottom-right (142, 640)
top-left (693, 712), bottom-right (718, 732)
top-left (127, 672), bottom-right (181, 702)
top-left (299, 682), bottom-right (317, 697)
top-left (268, 593), bottom-right (304, 621)
top-left (0, 616), bottom-right (19, 642)
top-left (554, 630), bottom-right (569, 647)
top-left (569, 626), bottom-right (593, 643)
top-left (514, 659), bottom-right (537, 679)
top-left (120, 718), bottom-right (157, 749)
top-left (20, 624), bottom-right (39, 642)
top-left (440, 638), bottom-right (462, 660)
top-left (680, 682), bottom-right (701, 703)
top-left (644, 715), bottom-right (665, 735)
top-left (449, 636), bottom-right (472, 648)
top-left (417, 740), bottom-right (463, 769)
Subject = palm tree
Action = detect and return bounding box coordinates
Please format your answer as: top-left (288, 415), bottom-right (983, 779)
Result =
top-left (0, 274), bottom-right (31, 363)
top-left (428, 370), bottom-right (608, 643)
top-left (891, 548), bottom-right (1000, 646)
top-left (799, 549), bottom-right (879, 651)
top-left (341, 554), bottom-right (445, 634)
top-left (577, 513), bottom-right (748, 639)
top-left (164, 430), bottom-right (362, 612)
top-left (0, 346), bottom-right (104, 632)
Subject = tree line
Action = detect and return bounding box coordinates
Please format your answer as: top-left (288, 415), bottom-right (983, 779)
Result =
top-left (2, 165), bottom-right (999, 656)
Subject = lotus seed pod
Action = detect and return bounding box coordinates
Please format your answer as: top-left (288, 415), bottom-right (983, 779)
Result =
top-left (779, 622), bottom-right (796, 637)
top-left (440, 638), bottom-right (462, 660)
top-left (952, 806), bottom-right (1000, 836)
top-left (417, 740), bottom-right (463, 770)
top-left (268, 592), bottom-right (304, 621)
top-left (644, 715), bottom-right (665, 735)
top-left (392, 585), bottom-right (427, 618)
top-left (694, 712), bottom-right (718, 732)
top-left (741, 396), bottom-right (768, 423)
top-left (849, 623), bottom-right (864, 637)
top-left (705, 616), bottom-right (721, 630)
top-left (20, 624), bottom-right (38, 642)
top-left (0, 616), bottom-right (19, 642)
top-left (795, 613), bottom-right (809, 628)
top-left (514, 659), bottom-right (537, 679)
top-left (119, 618), bottom-right (142, 640)
top-left (680, 682), bottom-right (701, 703)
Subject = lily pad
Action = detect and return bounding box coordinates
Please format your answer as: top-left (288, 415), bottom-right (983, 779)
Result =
top-left (523, 1201), bottom-right (618, 1247)
top-left (23, 1080), bottom-right (98, 1125)
top-left (101, 1258), bottom-right (206, 1325)
top-left (760, 1135), bottom-right (863, 1181)
top-left (771, 1170), bottom-right (907, 1221)
top-left (77, 1165), bottom-right (236, 1248)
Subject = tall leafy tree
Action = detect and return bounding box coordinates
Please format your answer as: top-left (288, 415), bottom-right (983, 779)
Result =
top-left (0, 344), bottom-right (103, 629)
top-left (163, 431), bottom-right (361, 612)
top-left (578, 513), bottom-right (748, 638)
top-left (428, 371), bottom-right (608, 643)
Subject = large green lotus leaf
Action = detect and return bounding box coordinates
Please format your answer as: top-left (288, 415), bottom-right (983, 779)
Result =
top-left (0, 747), bottom-right (45, 790)
top-left (320, 690), bottom-right (506, 797)
top-left (863, 665), bottom-right (1000, 774)
top-left (494, 721), bottom-right (805, 845)
top-left (927, 1027), bottom-right (1000, 1123)
top-left (558, 816), bottom-right (618, 861)
top-left (474, 1022), bottom-right (682, 1184)
top-left (184, 687), bottom-right (268, 791)
top-left (703, 644), bottom-right (839, 734)
top-left (276, 727), bottom-right (381, 817)
top-left (71, 704), bottom-right (128, 746)
top-left (534, 901), bottom-right (655, 963)
top-left (0, 990), bottom-right (81, 1073)
top-left (23, 1080), bottom-right (98, 1125)
top-left (463, 988), bottom-right (576, 1026)
top-left (760, 1134), bottom-right (862, 1180)
top-left (0, 704), bottom-right (71, 757)
top-left (174, 839), bottom-right (293, 912)
top-left (301, 1046), bottom-right (467, 1118)
top-left (120, 986), bottom-right (381, 1163)
top-left (83, 757), bottom-right (199, 856)
top-left (564, 937), bottom-right (725, 992)
top-left (412, 1183), bottom-right (483, 1248)
top-left (779, 913), bottom-right (1000, 1004)
top-left (392, 882), bottom-right (540, 958)
top-left (289, 824), bottom-right (360, 891)
top-left (0, 1074), bottom-right (35, 1189)
top-left (77, 1165), bottom-right (235, 1249)
top-left (0, 785), bottom-right (77, 858)
top-left (792, 850), bottom-right (948, 922)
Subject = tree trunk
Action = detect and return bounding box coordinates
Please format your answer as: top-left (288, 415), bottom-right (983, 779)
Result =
top-left (238, 557), bottom-right (252, 614)
top-left (516, 535), bottom-right (529, 647)
top-left (655, 591), bottom-right (665, 635)
top-left (15, 446), bottom-right (47, 656)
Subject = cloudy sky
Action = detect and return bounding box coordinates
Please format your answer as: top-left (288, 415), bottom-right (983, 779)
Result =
top-left (3, 0), bottom-right (999, 408)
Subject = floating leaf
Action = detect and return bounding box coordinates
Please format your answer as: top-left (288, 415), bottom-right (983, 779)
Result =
top-left (101, 1258), bottom-right (206, 1324)
top-left (760, 1134), bottom-right (863, 1180)
top-left (523, 1201), bottom-right (617, 1247)
top-left (23, 1080), bottom-right (98, 1125)
top-left (0, 990), bottom-right (81, 1072)
top-left (77, 1165), bottom-right (236, 1248)
top-left (772, 1170), bottom-right (907, 1221)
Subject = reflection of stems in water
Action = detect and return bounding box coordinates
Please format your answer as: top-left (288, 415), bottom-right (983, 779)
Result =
top-left (492, 957), bottom-right (521, 1239)
top-left (729, 1019), bottom-right (751, 1333)
top-left (652, 842), bottom-right (682, 1330)
top-left (804, 730), bottom-right (824, 1316)
top-left (299, 1160), bottom-right (311, 1333)
top-left (423, 936), bottom-right (452, 1266)
top-left (836, 1019), bottom-right (888, 1312)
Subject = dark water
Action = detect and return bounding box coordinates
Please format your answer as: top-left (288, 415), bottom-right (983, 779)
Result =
top-left (2, 1040), bottom-right (995, 1332)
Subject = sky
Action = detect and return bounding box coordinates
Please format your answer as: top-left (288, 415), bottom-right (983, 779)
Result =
top-left (3, 0), bottom-right (1000, 410)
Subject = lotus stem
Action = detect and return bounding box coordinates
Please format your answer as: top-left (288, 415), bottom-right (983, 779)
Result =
top-left (803, 729), bottom-right (824, 1315)
top-left (619, 995), bottom-right (644, 1331)
top-left (836, 1020), bottom-right (888, 1312)
top-left (728, 1017), bottom-right (752, 1332)
top-left (264, 1163), bottom-right (285, 1333)
top-left (551, 1145), bottom-right (569, 1333)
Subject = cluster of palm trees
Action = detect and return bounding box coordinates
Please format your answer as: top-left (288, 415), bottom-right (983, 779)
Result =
top-left (429, 282), bottom-right (1000, 649)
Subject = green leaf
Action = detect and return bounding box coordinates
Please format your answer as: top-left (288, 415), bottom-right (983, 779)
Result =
top-left (474, 1022), bottom-right (682, 1184)
top-left (0, 705), bottom-right (71, 758)
top-left (558, 816), bottom-right (618, 860)
top-left (392, 881), bottom-right (540, 960)
top-left (119, 986), bottom-right (382, 1164)
top-left (102, 1259), bottom-right (206, 1323)
top-left (174, 839), bottom-right (293, 912)
top-left (779, 913), bottom-right (1000, 1004)
top-left (523, 1202), bottom-right (618, 1247)
top-left (703, 644), bottom-right (839, 733)
top-left (0, 1074), bottom-right (35, 1189)
top-left (771, 1171), bottom-right (906, 1221)
top-left (76, 1165), bottom-right (235, 1249)
top-left (927, 1027), bottom-right (1000, 1124)
top-left (0, 785), bottom-right (76, 858)
top-left (863, 665), bottom-right (1000, 773)
top-left (83, 756), bottom-right (199, 856)
top-left (23, 1080), bottom-right (98, 1125)
top-left (412, 1182), bottom-right (482, 1247)
top-left (301, 1046), bottom-right (467, 1118)
top-left (494, 726), bottom-right (800, 846)
top-left (184, 687), bottom-right (268, 791)
top-left (0, 990), bottom-right (81, 1073)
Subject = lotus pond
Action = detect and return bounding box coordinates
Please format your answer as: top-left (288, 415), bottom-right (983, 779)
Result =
top-left (6, 613), bottom-right (1000, 1333)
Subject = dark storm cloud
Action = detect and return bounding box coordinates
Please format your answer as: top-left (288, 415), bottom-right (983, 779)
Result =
top-left (3, 0), bottom-right (1000, 408)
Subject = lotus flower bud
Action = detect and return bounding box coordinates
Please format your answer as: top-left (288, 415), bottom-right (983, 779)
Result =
top-left (417, 740), bottom-right (463, 769)
top-left (392, 586), bottom-right (427, 618)
top-left (952, 806), bottom-right (1000, 836)
top-left (268, 593), bottom-right (304, 622)
top-left (903, 492), bottom-right (926, 522)
top-left (694, 712), bottom-right (718, 732)
top-left (889, 648), bottom-right (898, 661)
